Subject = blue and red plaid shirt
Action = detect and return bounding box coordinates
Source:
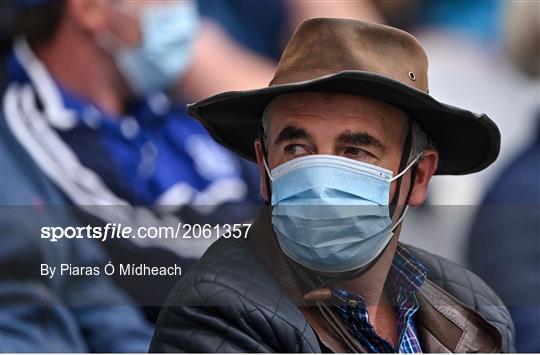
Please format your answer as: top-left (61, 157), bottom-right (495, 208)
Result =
top-left (332, 245), bottom-right (427, 353)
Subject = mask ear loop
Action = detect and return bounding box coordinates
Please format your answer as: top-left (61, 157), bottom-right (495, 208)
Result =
top-left (389, 122), bottom-right (412, 216)
top-left (388, 121), bottom-right (422, 239)
top-left (258, 125), bottom-right (273, 205)
top-left (390, 153), bottom-right (422, 182)
top-left (262, 157), bottom-right (273, 182)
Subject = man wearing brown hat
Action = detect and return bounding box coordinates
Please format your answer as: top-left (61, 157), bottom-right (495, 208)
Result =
top-left (150, 18), bottom-right (514, 353)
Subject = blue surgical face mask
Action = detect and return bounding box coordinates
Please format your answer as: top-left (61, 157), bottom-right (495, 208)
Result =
top-left (264, 154), bottom-right (421, 274)
top-left (99, 1), bottom-right (199, 96)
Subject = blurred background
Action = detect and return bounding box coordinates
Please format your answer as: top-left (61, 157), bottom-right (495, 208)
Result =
top-left (0, 0), bottom-right (538, 352)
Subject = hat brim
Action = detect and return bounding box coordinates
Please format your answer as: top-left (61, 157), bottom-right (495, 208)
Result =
top-left (188, 71), bottom-right (500, 175)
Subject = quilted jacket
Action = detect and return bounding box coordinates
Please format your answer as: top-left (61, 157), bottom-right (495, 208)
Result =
top-left (151, 209), bottom-right (515, 353)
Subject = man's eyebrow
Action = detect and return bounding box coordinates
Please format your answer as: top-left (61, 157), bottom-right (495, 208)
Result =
top-left (336, 130), bottom-right (386, 151)
top-left (274, 125), bottom-right (311, 145)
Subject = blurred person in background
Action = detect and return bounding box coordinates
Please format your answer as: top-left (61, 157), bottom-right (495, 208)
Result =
top-left (364, 0), bottom-right (540, 264)
top-left (467, 1), bottom-right (540, 352)
top-left (185, 0), bottom-right (383, 100)
top-left (0, 0), bottom-right (267, 320)
top-left (0, 123), bottom-right (153, 351)
top-left (196, 0), bottom-right (382, 62)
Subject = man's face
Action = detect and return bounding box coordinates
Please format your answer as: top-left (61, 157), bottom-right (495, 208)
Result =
top-left (63, 0), bottom-right (196, 95)
top-left (66, 0), bottom-right (191, 49)
top-left (259, 92), bottom-right (410, 203)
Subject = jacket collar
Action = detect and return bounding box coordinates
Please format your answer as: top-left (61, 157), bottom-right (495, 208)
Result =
top-left (247, 208), bottom-right (502, 352)
top-left (415, 280), bottom-right (501, 352)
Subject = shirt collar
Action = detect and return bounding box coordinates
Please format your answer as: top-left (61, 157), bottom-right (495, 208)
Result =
top-left (332, 244), bottom-right (427, 305)
top-left (390, 243), bottom-right (428, 295)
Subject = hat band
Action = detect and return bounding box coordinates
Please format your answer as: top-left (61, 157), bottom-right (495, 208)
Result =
top-left (269, 69), bottom-right (428, 94)
top-left (269, 69), bottom-right (340, 86)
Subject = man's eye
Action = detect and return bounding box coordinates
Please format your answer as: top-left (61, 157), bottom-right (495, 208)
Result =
top-left (344, 147), bottom-right (373, 160)
top-left (284, 144), bottom-right (310, 157)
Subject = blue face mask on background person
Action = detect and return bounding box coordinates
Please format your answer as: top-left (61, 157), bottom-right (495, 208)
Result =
top-left (264, 154), bottom-right (421, 274)
top-left (99, 1), bottom-right (199, 96)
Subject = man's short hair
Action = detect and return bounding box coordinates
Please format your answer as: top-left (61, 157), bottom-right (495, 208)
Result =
top-left (408, 120), bottom-right (429, 164)
top-left (15, 1), bottom-right (65, 48)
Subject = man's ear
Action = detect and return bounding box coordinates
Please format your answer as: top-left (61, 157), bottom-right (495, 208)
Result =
top-left (254, 140), bottom-right (269, 201)
top-left (408, 147), bottom-right (438, 207)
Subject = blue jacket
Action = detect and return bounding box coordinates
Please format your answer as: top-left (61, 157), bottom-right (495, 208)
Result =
top-left (468, 115), bottom-right (540, 352)
top-left (1, 38), bottom-right (261, 315)
top-left (0, 102), bottom-right (153, 352)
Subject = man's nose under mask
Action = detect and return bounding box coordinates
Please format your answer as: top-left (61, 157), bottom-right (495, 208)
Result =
top-left (264, 154), bottom-right (421, 274)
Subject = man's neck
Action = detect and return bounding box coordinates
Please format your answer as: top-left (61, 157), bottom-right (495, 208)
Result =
top-left (337, 234), bottom-right (399, 303)
top-left (335, 232), bottom-right (401, 347)
top-left (33, 29), bottom-right (131, 116)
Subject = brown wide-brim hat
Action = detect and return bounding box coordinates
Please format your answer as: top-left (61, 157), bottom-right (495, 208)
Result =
top-left (188, 18), bottom-right (500, 175)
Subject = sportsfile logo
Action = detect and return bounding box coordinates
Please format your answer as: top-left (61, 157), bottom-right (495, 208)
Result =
top-left (41, 223), bottom-right (252, 242)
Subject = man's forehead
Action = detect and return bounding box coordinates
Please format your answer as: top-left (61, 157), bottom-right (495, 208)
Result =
top-left (264, 92), bottom-right (408, 132)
